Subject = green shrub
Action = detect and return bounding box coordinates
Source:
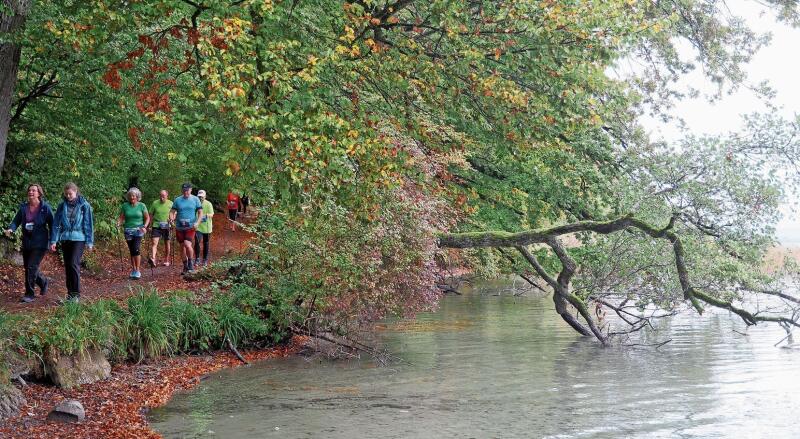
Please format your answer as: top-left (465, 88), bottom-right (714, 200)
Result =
top-left (166, 297), bottom-right (219, 353)
top-left (209, 292), bottom-right (268, 348)
top-left (0, 311), bottom-right (13, 384)
top-left (122, 289), bottom-right (176, 362)
top-left (42, 299), bottom-right (119, 357)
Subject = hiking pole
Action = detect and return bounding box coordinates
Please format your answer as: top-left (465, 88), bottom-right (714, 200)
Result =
top-left (146, 228), bottom-right (155, 278)
top-left (114, 225), bottom-right (125, 265)
top-left (170, 224), bottom-right (176, 270)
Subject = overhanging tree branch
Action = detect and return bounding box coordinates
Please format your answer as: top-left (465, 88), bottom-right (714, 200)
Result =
top-left (438, 214), bottom-right (800, 343)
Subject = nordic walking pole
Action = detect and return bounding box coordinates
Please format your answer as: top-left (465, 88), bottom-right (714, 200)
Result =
top-left (147, 228), bottom-right (155, 278)
top-left (170, 224), bottom-right (176, 270)
top-left (114, 225), bottom-right (125, 265)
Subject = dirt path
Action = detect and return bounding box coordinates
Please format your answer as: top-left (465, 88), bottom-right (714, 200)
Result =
top-left (0, 210), bottom-right (256, 313)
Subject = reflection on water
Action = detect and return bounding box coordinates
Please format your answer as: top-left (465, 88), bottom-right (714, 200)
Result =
top-left (149, 279), bottom-right (800, 438)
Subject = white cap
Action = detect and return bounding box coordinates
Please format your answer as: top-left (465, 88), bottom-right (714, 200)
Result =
top-left (197, 190), bottom-right (207, 197)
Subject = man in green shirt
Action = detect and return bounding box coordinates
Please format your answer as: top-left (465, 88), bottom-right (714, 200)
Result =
top-left (194, 190), bottom-right (214, 266)
top-left (149, 190), bottom-right (173, 267)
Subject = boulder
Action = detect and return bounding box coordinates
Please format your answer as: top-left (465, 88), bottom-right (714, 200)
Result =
top-left (6, 350), bottom-right (45, 383)
top-left (45, 348), bottom-right (111, 389)
top-left (0, 385), bottom-right (25, 421)
top-left (47, 399), bottom-right (85, 423)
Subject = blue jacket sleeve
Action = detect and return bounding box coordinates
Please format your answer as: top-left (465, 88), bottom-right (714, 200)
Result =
top-left (83, 202), bottom-right (95, 247)
top-left (8, 205), bottom-right (24, 232)
top-left (50, 203), bottom-right (63, 245)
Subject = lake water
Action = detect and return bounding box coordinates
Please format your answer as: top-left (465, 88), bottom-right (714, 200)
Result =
top-left (149, 279), bottom-right (800, 438)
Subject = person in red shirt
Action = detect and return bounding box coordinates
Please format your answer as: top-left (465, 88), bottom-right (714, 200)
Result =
top-left (226, 190), bottom-right (240, 231)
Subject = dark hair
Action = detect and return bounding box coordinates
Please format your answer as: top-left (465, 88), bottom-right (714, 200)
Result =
top-left (27, 184), bottom-right (45, 202)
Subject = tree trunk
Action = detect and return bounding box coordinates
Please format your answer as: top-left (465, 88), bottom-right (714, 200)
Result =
top-left (0, 0), bottom-right (31, 174)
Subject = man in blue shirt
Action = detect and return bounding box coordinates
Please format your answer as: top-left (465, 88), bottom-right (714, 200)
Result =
top-left (170, 182), bottom-right (202, 274)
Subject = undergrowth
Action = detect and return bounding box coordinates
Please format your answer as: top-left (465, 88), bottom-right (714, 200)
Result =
top-left (0, 275), bottom-right (296, 385)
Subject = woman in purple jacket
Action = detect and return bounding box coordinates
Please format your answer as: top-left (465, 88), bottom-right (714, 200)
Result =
top-left (4, 184), bottom-right (54, 303)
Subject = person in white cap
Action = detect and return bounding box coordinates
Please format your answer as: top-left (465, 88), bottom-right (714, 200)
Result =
top-left (194, 189), bottom-right (214, 267)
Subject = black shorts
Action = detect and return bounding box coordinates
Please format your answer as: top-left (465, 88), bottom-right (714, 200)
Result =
top-left (228, 209), bottom-right (237, 221)
top-left (152, 227), bottom-right (170, 239)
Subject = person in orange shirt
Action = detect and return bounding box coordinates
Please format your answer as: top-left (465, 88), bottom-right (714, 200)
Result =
top-left (226, 190), bottom-right (240, 231)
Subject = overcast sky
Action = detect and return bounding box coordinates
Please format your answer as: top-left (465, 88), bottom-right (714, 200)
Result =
top-left (636, 0), bottom-right (800, 244)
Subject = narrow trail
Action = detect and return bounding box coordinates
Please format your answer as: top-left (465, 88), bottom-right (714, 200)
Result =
top-left (0, 210), bottom-right (256, 313)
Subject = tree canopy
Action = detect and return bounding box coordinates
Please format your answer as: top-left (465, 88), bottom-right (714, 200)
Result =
top-left (2, 0), bottom-right (800, 341)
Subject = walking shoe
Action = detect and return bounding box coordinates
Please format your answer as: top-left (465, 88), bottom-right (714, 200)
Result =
top-left (194, 258), bottom-right (200, 266)
top-left (130, 270), bottom-right (137, 279)
top-left (181, 261), bottom-right (188, 274)
top-left (132, 270), bottom-right (142, 279)
top-left (202, 259), bottom-right (208, 267)
top-left (40, 277), bottom-right (49, 296)
top-left (20, 295), bottom-right (34, 303)
top-left (148, 257), bottom-right (155, 268)
top-left (163, 261), bottom-right (170, 267)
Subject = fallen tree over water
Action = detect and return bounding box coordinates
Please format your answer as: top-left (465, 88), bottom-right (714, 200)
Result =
top-left (439, 214), bottom-right (800, 346)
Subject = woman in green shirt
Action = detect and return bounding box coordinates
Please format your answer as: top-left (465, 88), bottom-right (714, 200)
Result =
top-left (117, 187), bottom-right (150, 279)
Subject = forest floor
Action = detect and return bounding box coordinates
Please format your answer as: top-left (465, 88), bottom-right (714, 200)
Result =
top-left (0, 210), bottom-right (255, 313)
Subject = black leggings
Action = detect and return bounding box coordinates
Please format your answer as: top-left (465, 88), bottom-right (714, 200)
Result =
top-left (22, 247), bottom-right (47, 297)
top-left (61, 241), bottom-right (85, 297)
top-left (194, 232), bottom-right (210, 260)
top-left (126, 235), bottom-right (143, 257)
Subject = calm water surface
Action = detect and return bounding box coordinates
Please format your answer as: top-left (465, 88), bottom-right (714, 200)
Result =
top-left (149, 280), bottom-right (800, 438)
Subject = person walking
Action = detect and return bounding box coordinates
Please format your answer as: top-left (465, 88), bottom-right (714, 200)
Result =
top-left (170, 182), bottom-right (202, 274)
top-left (50, 182), bottom-right (94, 304)
top-left (117, 187), bottom-right (150, 279)
top-left (241, 194), bottom-right (249, 215)
top-left (193, 189), bottom-right (214, 267)
top-left (226, 190), bottom-right (240, 231)
top-left (149, 189), bottom-right (172, 267)
top-left (4, 184), bottom-right (53, 303)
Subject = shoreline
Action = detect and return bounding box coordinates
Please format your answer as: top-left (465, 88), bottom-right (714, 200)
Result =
top-left (0, 338), bottom-right (304, 438)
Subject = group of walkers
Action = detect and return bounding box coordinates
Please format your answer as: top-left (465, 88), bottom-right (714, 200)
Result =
top-left (5, 183), bottom-right (94, 304)
top-left (4, 181), bottom-right (248, 304)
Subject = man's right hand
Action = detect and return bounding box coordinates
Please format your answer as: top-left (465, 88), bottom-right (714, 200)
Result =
top-left (49, 244), bottom-right (57, 252)
top-left (4, 229), bottom-right (12, 238)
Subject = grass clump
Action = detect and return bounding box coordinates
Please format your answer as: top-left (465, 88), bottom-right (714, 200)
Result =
top-left (166, 296), bottom-right (219, 353)
top-left (121, 289), bottom-right (176, 362)
top-left (210, 290), bottom-right (268, 347)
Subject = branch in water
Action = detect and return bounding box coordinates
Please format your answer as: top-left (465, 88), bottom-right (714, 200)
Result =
top-left (438, 214), bottom-right (800, 342)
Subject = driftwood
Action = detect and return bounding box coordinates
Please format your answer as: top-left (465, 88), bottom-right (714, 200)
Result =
top-left (224, 336), bottom-right (248, 364)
